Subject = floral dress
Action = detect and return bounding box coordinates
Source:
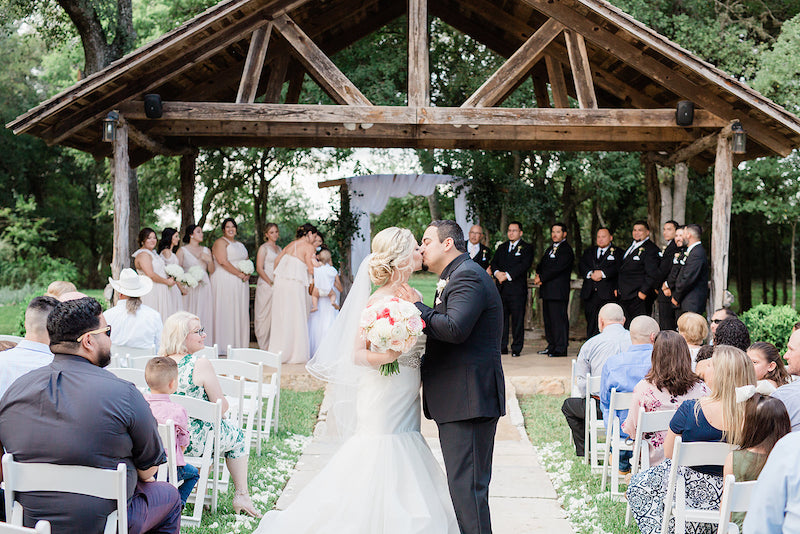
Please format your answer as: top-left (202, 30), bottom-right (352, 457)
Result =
top-left (175, 353), bottom-right (247, 459)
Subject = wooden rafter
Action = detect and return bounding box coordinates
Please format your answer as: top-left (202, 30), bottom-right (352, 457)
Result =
top-left (408, 0), bottom-right (430, 107)
top-left (563, 30), bottom-right (597, 109)
top-left (263, 41), bottom-right (291, 103)
top-left (272, 14), bottom-right (372, 106)
top-left (236, 24), bottom-right (273, 104)
top-left (545, 55), bottom-right (570, 108)
top-left (127, 122), bottom-right (194, 156)
top-left (531, 63), bottom-right (551, 108)
top-left (462, 18), bottom-right (563, 108)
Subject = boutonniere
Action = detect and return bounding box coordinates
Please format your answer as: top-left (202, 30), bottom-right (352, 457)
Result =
top-left (638, 246), bottom-right (644, 255)
top-left (435, 278), bottom-right (449, 306)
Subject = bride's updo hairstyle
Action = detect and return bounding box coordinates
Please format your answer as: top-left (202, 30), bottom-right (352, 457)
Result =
top-left (369, 227), bottom-right (416, 286)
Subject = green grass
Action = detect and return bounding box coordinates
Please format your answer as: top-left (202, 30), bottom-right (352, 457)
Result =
top-left (518, 394), bottom-right (640, 534)
top-left (0, 289), bottom-right (107, 335)
top-left (408, 271), bottom-right (438, 307)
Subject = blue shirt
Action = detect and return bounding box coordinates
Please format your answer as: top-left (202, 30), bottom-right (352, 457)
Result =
top-left (743, 431), bottom-right (800, 533)
top-left (772, 380), bottom-right (800, 432)
top-left (670, 398), bottom-right (724, 476)
top-left (600, 343), bottom-right (653, 438)
top-left (574, 323), bottom-right (632, 397)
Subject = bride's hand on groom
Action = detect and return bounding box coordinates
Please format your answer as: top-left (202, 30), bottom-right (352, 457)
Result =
top-left (397, 283), bottom-right (421, 303)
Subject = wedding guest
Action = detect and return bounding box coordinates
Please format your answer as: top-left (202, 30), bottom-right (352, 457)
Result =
top-left (44, 280), bottom-right (77, 299)
top-left (0, 297), bottom-right (181, 533)
top-left (0, 340), bottom-right (16, 351)
top-left (0, 296), bottom-right (58, 399)
top-left (58, 291), bottom-right (89, 302)
top-left (627, 345), bottom-right (756, 534)
top-left (254, 223), bottom-right (281, 350)
top-left (747, 342), bottom-right (790, 392)
top-left (133, 227), bottom-right (182, 320)
top-left (794, 321), bottom-right (800, 332)
top-left (466, 224), bottom-right (492, 270)
top-left (677, 311), bottom-right (708, 369)
top-left (159, 228), bottom-right (188, 298)
top-left (714, 318), bottom-right (751, 351)
top-left (177, 224), bottom-right (215, 346)
top-left (104, 268), bottom-right (163, 352)
top-left (622, 331), bottom-right (709, 467)
top-left (308, 247), bottom-right (342, 355)
top-left (211, 218), bottom-right (250, 354)
top-left (710, 308), bottom-right (737, 339)
top-left (270, 223), bottom-right (319, 364)
top-left (770, 329), bottom-right (800, 431)
top-left (743, 431), bottom-right (800, 532)
top-left (160, 311), bottom-right (261, 517)
top-left (723, 393), bottom-right (790, 531)
top-left (695, 344), bottom-right (715, 383)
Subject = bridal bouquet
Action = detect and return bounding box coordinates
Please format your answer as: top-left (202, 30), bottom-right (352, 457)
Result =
top-left (359, 297), bottom-right (425, 376)
top-left (236, 259), bottom-right (255, 277)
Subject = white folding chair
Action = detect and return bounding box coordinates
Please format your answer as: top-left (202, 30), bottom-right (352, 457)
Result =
top-left (717, 474), bottom-right (756, 534)
top-left (585, 374), bottom-right (607, 471)
top-left (0, 520), bottom-right (51, 534)
top-left (106, 367), bottom-right (148, 391)
top-left (214, 375), bottom-right (247, 492)
top-left (624, 407), bottom-right (677, 525)
top-left (2, 453), bottom-right (126, 534)
top-left (601, 388), bottom-right (635, 498)
top-left (661, 436), bottom-right (733, 534)
top-left (194, 344), bottom-right (219, 360)
top-left (169, 396), bottom-right (222, 525)
top-left (210, 358), bottom-right (264, 453)
top-left (228, 347), bottom-right (282, 439)
top-left (128, 355), bottom-right (155, 370)
top-left (110, 344), bottom-right (156, 367)
top-left (157, 420), bottom-right (179, 489)
top-left (0, 335), bottom-right (23, 344)
top-left (570, 359), bottom-right (579, 397)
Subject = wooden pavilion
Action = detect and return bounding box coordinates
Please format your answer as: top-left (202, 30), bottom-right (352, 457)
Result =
top-left (8, 0), bottom-right (800, 309)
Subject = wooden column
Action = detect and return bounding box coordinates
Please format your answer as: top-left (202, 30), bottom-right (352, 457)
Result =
top-left (711, 128), bottom-right (734, 311)
top-left (180, 152), bottom-right (197, 231)
top-left (673, 162), bottom-right (688, 224)
top-left (339, 182), bottom-right (353, 296)
top-left (408, 0), bottom-right (429, 107)
top-left (111, 117), bottom-right (130, 279)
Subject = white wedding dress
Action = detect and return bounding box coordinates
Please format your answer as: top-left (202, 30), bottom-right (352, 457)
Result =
top-left (252, 335), bottom-right (458, 533)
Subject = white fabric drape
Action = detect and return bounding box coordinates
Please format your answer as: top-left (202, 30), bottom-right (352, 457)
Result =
top-left (345, 174), bottom-right (473, 269)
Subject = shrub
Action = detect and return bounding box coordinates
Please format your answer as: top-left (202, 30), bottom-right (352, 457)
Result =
top-left (741, 304), bottom-right (800, 352)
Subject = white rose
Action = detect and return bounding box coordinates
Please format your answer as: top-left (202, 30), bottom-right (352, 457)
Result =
top-left (396, 300), bottom-right (419, 319)
top-left (368, 329), bottom-right (387, 351)
top-left (373, 317), bottom-right (393, 340)
top-left (389, 324), bottom-right (406, 341)
top-left (406, 316), bottom-right (424, 335)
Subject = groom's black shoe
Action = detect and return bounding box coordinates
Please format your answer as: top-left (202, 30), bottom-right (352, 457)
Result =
top-left (501, 348), bottom-right (509, 355)
top-left (536, 349), bottom-right (550, 355)
top-left (512, 352), bottom-right (521, 358)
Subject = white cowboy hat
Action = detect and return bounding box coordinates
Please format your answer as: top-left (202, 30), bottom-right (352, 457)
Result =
top-left (108, 268), bottom-right (153, 298)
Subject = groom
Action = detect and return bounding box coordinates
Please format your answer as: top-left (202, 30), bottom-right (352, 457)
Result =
top-left (399, 220), bottom-right (505, 534)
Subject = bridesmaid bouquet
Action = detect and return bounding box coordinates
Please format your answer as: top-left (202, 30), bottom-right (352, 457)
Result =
top-left (236, 259), bottom-right (255, 277)
top-left (359, 297), bottom-right (425, 376)
top-left (188, 265), bottom-right (206, 285)
top-left (164, 264), bottom-right (185, 280)
top-left (179, 272), bottom-right (199, 288)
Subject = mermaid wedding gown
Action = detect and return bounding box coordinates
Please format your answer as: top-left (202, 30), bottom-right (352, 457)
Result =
top-left (253, 335), bottom-right (458, 533)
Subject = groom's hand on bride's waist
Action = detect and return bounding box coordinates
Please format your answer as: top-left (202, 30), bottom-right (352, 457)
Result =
top-left (397, 283), bottom-right (422, 304)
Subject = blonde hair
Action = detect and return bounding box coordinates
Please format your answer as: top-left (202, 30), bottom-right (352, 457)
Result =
top-left (368, 227), bottom-right (417, 286)
top-left (699, 345), bottom-right (756, 445)
top-left (159, 311), bottom-right (200, 357)
top-left (145, 356), bottom-right (178, 391)
top-left (318, 249), bottom-right (332, 264)
top-left (45, 280), bottom-right (77, 298)
top-left (677, 312), bottom-right (708, 345)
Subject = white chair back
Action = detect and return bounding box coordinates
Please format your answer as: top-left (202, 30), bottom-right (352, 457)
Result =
top-left (717, 474), bottom-right (756, 534)
top-left (157, 420), bottom-right (179, 489)
top-left (106, 367), bottom-right (148, 391)
top-left (662, 436), bottom-right (733, 534)
top-left (209, 359), bottom-right (264, 452)
top-left (0, 520), bottom-right (51, 534)
top-left (2, 453), bottom-right (126, 534)
top-left (0, 335), bottom-right (23, 344)
top-left (110, 344), bottom-right (156, 367)
top-left (601, 388), bottom-right (635, 497)
top-left (228, 347), bottom-right (282, 440)
top-left (128, 355), bottom-right (155, 370)
top-left (194, 344), bottom-right (218, 360)
top-left (585, 374), bottom-right (606, 471)
top-left (570, 359), bottom-right (579, 397)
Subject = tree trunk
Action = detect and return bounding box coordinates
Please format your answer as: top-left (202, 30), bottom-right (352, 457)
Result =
top-left (733, 213), bottom-right (752, 311)
top-left (792, 221), bottom-right (797, 309)
top-left (179, 152), bottom-right (197, 232)
top-left (782, 226), bottom-right (789, 305)
top-left (710, 133), bottom-right (733, 311)
top-left (127, 166), bottom-right (139, 261)
top-left (339, 183), bottom-right (353, 296)
top-left (760, 224), bottom-right (768, 304)
top-left (427, 192), bottom-right (442, 221)
top-left (658, 164), bottom-right (673, 244)
top-left (772, 229), bottom-right (779, 305)
top-left (111, 120), bottom-right (130, 280)
top-left (643, 155), bottom-right (661, 245)
top-left (673, 162), bottom-right (689, 225)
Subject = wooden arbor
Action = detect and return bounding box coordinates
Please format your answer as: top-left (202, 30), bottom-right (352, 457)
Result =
top-left (8, 0), bottom-right (800, 310)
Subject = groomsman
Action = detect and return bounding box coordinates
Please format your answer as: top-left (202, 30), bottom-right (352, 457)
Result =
top-left (491, 221), bottom-right (535, 357)
top-left (534, 223), bottom-right (575, 358)
top-left (661, 226), bottom-right (687, 326)
top-left (617, 220), bottom-right (660, 328)
top-left (466, 224), bottom-right (492, 270)
top-left (671, 224), bottom-right (709, 314)
top-left (579, 227), bottom-right (620, 339)
top-left (656, 220), bottom-right (680, 330)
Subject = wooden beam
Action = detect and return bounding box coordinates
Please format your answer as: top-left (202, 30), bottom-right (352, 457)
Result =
top-left (711, 122), bottom-right (735, 311)
top-left (284, 61), bottom-right (305, 104)
top-left (531, 66), bottom-right (551, 108)
top-left (408, 0), bottom-right (429, 107)
top-left (237, 24), bottom-right (273, 104)
top-left (656, 131), bottom-right (719, 166)
top-left (263, 42), bottom-right (290, 103)
top-left (272, 14), bottom-right (372, 106)
top-left (127, 121), bottom-right (194, 156)
top-left (318, 178), bottom-right (346, 188)
top-left (545, 55), bottom-right (570, 108)
top-left (111, 117), bottom-right (130, 280)
top-left (563, 30), bottom-right (597, 109)
top-left (463, 19), bottom-right (563, 108)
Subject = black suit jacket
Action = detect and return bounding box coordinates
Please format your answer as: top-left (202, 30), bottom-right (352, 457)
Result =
top-left (666, 246), bottom-right (688, 290)
top-left (617, 238), bottom-right (661, 300)
top-left (674, 243), bottom-right (709, 313)
top-left (416, 254), bottom-right (506, 423)
top-left (657, 240), bottom-right (679, 288)
top-left (536, 241), bottom-right (575, 301)
top-left (466, 241), bottom-right (492, 270)
top-left (490, 240), bottom-right (535, 296)
top-left (579, 245), bottom-right (620, 301)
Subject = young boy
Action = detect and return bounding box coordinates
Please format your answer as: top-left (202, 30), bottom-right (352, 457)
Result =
top-left (144, 356), bottom-right (200, 507)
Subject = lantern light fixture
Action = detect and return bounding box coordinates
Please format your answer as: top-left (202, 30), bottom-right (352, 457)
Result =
top-left (102, 111), bottom-right (120, 143)
top-left (731, 121), bottom-right (746, 154)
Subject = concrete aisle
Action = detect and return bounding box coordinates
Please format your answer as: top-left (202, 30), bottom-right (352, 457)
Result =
top-left (275, 380), bottom-right (573, 534)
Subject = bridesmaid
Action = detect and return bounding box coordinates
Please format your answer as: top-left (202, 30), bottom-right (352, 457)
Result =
top-left (177, 224), bottom-right (216, 346)
top-left (158, 228), bottom-right (188, 299)
top-left (269, 223), bottom-right (319, 364)
top-left (254, 223), bottom-right (282, 350)
top-left (211, 218), bottom-right (250, 354)
top-left (132, 227), bottom-right (182, 320)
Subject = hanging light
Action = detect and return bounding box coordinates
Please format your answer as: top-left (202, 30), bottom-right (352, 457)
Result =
top-left (731, 121), bottom-right (746, 154)
top-left (102, 111), bottom-right (120, 142)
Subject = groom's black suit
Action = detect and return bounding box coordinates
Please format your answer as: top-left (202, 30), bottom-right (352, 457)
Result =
top-left (416, 253), bottom-right (505, 534)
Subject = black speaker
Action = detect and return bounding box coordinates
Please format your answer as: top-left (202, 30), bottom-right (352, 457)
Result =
top-left (144, 94), bottom-right (163, 119)
top-left (676, 100), bottom-right (694, 126)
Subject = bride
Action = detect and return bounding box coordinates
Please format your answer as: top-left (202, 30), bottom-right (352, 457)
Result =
top-left (253, 227), bottom-right (458, 533)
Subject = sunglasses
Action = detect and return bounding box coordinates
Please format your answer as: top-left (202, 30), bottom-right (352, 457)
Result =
top-left (190, 327), bottom-right (206, 336)
top-left (76, 325), bottom-right (111, 343)
top-left (711, 319), bottom-right (725, 324)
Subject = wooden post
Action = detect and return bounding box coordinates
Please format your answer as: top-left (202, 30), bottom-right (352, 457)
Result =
top-left (408, 0), bottom-right (429, 108)
top-left (673, 161), bottom-right (688, 224)
top-left (111, 116), bottom-right (130, 279)
top-left (339, 182), bottom-right (353, 297)
top-left (658, 164), bottom-right (672, 246)
top-left (711, 128), bottom-right (734, 311)
top-left (180, 152), bottom-right (197, 231)
top-left (642, 154), bottom-right (661, 242)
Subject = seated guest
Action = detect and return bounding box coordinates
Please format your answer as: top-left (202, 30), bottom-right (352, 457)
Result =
top-left (561, 303), bottom-right (631, 456)
top-left (714, 317), bottom-right (751, 351)
top-left (627, 345), bottom-right (756, 534)
top-left (747, 342), bottom-right (790, 393)
top-left (743, 430), bottom-right (800, 532)
top-left (0, 296), bottom-right (59, 399)
top-left (677, 312), bottom-right (708, 370)
top-left (144, 357), bottom-right (200, 507)
top-left (0, 297), bottom-right (180, 533)
top-left (104, 268), bottom-right (163, 351)
top-left (44, 280), bottom-right (77, 299)
top-left (723, 393), bottom-right (790, 531)
top-left (710, 307), bottom-right (737, 340)
top-left (0, 340), bottom-right (17, 351)
top-left (600, 315), bottom-right (660, 473)
top-left (160, 311), bottom-right (261, 518)
top-left (695, 344), bottom-right (715, 383)
top-left (623, 330), bottom-right (709, 467)
top-left (771, 329), bottom-right (800, 431)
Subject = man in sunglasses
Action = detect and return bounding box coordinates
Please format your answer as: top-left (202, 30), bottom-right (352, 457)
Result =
top-left (0, 297), bottom-right (181, 534)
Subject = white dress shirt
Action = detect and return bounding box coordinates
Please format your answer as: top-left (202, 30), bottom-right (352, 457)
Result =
top-left (0, 340), bottom-right (54, 399)
top-left (624, 237), bottom-right (650, 258)
top-left (468, 242), bottom-right (480, 258)
top-left (103, 300), bottom-right (163, 351)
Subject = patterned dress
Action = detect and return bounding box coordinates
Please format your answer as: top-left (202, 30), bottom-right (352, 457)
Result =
top-left (175, 353), bottom-right (247, 459)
